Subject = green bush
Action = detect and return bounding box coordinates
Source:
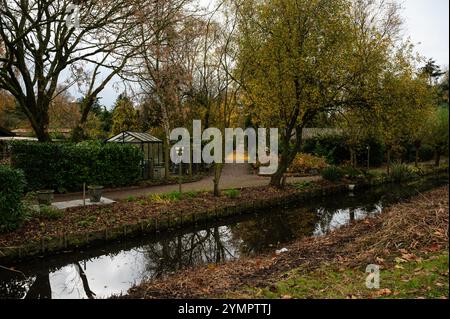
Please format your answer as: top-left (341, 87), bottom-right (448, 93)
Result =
top-left (224, 189), bottom-right (240, 198)
top-left (0, 165), bottom-right (26, 232)
top-left (288, 153), bottom-right (328, 174)
top-left (419, 144), bottom-right (435, 162)
top-left (356, 137), bottom-right (385, 167)
top-left (184, 191), bottom-right (200, 199)
top-left (341, 166), bottom-right (363, 180)
top-left (164, 191), bottom-right (183, 201)
top-left (390, 164), bottom-right (417, 183)
top-left (321, 166), bottom-right (344, 182)
top-left (35, 205), bottom-right (64, 220)
top-left (10, 141), bottom-right (143, 192)
top-left (303, 135), bottom-right (349, 165)
top-left (294, 181), bottom-right (314, 191)
top-left (303, 135), bottom-right (385, 167)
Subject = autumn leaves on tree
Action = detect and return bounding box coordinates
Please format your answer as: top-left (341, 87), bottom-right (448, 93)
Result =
top-left (0, 0), bottom-right (446, 188)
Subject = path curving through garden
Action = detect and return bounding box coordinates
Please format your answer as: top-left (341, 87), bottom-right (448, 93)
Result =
top-left (54, 163), bottom-right (320, 202)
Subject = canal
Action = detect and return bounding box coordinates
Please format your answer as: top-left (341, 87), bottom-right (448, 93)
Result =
top-left (0, 176), bottom-right (447, 299)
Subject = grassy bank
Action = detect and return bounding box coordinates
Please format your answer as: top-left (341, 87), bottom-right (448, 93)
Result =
top-left (125, 185), bottom-right (449, 299)
top-left (237, 252), bottom-right (448, 299)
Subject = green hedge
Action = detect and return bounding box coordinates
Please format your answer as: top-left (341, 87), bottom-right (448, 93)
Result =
top-left (303, 135), bottom-right (385, 167)
top-left (0, 165), bottom-right (26, 233)
top-left (10, 141), bottom-right (143, 192)
top-left (321, 166), bottom-right (344, 182)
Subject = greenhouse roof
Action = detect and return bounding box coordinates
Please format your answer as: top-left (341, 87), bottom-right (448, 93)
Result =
top-left (107, 131), bottom-right (163, 144)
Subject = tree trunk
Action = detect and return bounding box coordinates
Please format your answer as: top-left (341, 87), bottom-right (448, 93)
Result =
top-left (270, 157), bottom-right (289, 187)
top-left (33, 123), bottom-right (52, 142)
top-left (350, 148), bottom-right (356, 168)
top-left (415, 148), bottom-right (420, 167)
top-left (189, 141), bottom-right (193, 178)
top-left (435, 148), bottom-right (441, 167)
top-left (386, 148), bottom-right (391, 176)
top-left (270, 126), bottom-right (303, 188)
top-left (25, 270), bottom-right (51, 299)
top-left (27, 102), bottom-right (51, 142)
top-left (71, 97), bottom-right (96, 142)
top-left (164, 135), bottom-right (170, 180)
top-left (213, 163), bottom-right (223, 197)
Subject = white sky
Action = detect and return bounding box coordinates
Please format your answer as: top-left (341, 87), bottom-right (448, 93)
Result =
top-left (91, 0), bottom-right (450, 107)
top-left (399, 0), bottom-right (449, 68)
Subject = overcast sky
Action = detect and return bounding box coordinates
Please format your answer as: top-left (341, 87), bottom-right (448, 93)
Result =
top-left (399, 0), bottom-right (449, 68)
top-left (92, 0), bottom-right (450, 108)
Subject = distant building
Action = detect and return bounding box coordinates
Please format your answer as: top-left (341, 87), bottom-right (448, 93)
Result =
top-left (107, 131), bottom-right (165, 180)
top-left (12, 128), bottom-right (72, 138)
top-left (302, 128), bottom-right (343, 140)
top-left (290, 128), bottom-right (343, 141)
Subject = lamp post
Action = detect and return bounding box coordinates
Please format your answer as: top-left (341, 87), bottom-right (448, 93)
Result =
top-left (176, 147), bottom-right (184, 194)
top-left (366, 145), bottom-right (371, 171)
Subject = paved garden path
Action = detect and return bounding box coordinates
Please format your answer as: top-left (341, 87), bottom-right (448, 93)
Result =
top-left (54, 163), bottom-right (320, 202)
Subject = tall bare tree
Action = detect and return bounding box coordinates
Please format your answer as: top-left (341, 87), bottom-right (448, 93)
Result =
top-left (0, 0), bottom-right (150, 141)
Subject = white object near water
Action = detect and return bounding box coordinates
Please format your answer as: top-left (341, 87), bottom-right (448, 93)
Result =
top-left (276, 248), bottom-right (289, 255)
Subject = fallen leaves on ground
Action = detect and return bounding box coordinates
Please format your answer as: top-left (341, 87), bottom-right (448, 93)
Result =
top-left (125, 186), bottom-right (449, 299)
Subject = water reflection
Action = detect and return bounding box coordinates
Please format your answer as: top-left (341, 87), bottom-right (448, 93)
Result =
top-left (0, 177), bottom-right (447, 299)
top-left (141, 226), bottom-right (240, 280)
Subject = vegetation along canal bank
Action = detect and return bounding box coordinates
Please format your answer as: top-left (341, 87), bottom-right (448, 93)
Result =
top-left (0, 167), bottom-right (448, 264)
top-left (0, 169), bottom-right (447, 298)
top-left (125, 185), bottom-right (449, 300)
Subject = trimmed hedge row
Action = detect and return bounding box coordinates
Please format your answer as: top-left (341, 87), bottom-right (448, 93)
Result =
top-left (0, 165), bottom-right (26, 233)
top-left (10, 141), bottom-right (143, 192)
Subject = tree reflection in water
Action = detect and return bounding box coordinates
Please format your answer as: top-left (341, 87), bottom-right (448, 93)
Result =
top-left (229, 208), bottom-right (318, 255)
top-left (313, 192), bottom-right (385, 236)
top-left (141, 226), bottom-right (238, 280)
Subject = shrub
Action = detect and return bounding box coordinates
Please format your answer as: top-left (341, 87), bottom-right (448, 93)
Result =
top-left (149, 191), bottom-right (183, 203)
top-left (303, 135), bottom-right (349, 165)
top-left (303, 135), bottom-right (385, 167)
top-left (164, 191), bottom-right (183, 201)
top-left (185, 191), bottom-right (200, 199)
top-left (35, 205), bottom-right (64, 220)
top-left (294, 181), bottom-right (314, 191)
top-left (126, 196), bottom-right (137, 202)
top-left (0, 165), bottom-right (26, 232)
top-left (223, 189), bottom-right (240, 199)
top-left (419, 144), bottom-right (435, 162)
top-left (341, 166), bottom-right (363, 180)
top-left (321, 166), bottom-right (344, 182)
top-left (390, 164), bottom-right (417, 183)
top-left (10, 141), bottom-right (143, 192)
top-left (289, 153), bottom-right (328, 174)
top-left (356, 137), bottom-right (385, 167)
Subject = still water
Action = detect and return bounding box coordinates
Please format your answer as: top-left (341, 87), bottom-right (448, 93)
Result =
top-left (0, 177), bottom-right (447, 299)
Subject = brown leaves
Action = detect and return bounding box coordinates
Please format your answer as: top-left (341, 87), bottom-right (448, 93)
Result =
top-left (126, 186), bottom-right (449, 299)
top-left (373, 288), bottom-right (392, 297)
